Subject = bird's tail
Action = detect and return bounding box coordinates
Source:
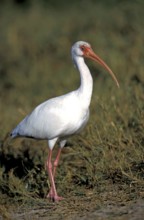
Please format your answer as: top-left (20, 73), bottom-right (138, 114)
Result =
top-left (10, 124), bottom-right (21, 138)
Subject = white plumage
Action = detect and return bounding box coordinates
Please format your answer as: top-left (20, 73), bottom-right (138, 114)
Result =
top-left (11, 91), bottom-right (89, 142)
top-left (10, 41), bottom-right (119, 202)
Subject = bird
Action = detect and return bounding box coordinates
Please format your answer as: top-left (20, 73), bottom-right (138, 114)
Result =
top-left (10, 41), bottom-right (119, 202)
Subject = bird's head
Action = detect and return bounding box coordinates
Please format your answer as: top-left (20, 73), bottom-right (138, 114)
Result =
top-left (71, 41), bottom-right (91, 57)
top-left (72, 41), bottom-right (119, 88)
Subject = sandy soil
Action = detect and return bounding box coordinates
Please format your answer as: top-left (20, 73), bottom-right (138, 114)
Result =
top-left (3, 199), bottom-right (143, 220)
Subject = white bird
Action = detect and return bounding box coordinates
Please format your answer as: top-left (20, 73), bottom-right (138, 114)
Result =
top-left (10, 41), bottom-right (119, 202)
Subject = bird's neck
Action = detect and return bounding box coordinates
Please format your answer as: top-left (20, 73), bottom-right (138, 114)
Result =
top-left (74, 56), bottom-right (93, 108)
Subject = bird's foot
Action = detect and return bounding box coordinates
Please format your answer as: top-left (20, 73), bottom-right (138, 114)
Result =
top-left (47, 192), bottom-right (64, 202)
top-left (53, 195), bottom-right (64, 202)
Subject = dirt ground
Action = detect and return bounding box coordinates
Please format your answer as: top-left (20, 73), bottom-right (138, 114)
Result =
top-left (1, 197), bottom-right (143, 220)
top-left (75, 200), bottom-right (144, 220)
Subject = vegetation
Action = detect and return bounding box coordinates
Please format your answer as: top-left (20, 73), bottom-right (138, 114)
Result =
top-left (0, 0), bottom-right (144, 219)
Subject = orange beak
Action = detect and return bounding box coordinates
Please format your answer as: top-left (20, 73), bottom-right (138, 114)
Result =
top-left (84, 47), bottom-right (119, 88)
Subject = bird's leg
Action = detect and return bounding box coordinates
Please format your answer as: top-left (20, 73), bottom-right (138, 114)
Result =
top-left (46, 149), bottom-right (55, 198)
top-left (48, 141), bottom-right (66, 200)
top-left (46, 149), bottom-right (63, 202)
top-left (53, 148), bottom-right (62, 178)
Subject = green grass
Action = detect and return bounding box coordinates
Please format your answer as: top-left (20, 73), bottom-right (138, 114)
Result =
top-left (0, 1), bottom-right (144, 219)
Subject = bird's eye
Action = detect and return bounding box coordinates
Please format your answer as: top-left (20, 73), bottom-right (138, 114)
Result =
top-left (81, 46), bottom-right (85, 51)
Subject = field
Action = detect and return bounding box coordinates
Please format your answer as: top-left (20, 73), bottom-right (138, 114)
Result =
top-left (0, 0), bottom-right (144, 219)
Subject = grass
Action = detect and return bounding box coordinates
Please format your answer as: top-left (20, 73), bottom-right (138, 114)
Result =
top-left (0, 1), bottom-right (144, 219)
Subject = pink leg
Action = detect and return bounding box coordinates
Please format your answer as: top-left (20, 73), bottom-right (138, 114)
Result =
top-left (46, 149), bottom-right (63, 202)
top-left (53, 148), bottom-right (62, 177)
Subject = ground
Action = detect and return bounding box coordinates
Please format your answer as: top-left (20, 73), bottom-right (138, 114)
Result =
top-left (1, 198), bottom-right (144, 220)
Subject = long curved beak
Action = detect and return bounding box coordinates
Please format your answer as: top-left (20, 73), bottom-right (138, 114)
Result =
top-left (85, 48), bottom-right (120, 88)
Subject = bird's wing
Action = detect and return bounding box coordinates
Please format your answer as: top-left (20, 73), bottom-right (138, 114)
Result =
top-left (11, 91), bottom-right (86, 139)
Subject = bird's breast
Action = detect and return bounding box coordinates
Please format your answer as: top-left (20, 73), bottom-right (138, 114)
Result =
top-left (47, 94), bottom-right (90, 138)
top-left (59, 106), bottom-right (90, 137)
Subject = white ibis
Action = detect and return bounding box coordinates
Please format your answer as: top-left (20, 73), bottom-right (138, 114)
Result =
top-left (10, 41), bottom-right (119, 202)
